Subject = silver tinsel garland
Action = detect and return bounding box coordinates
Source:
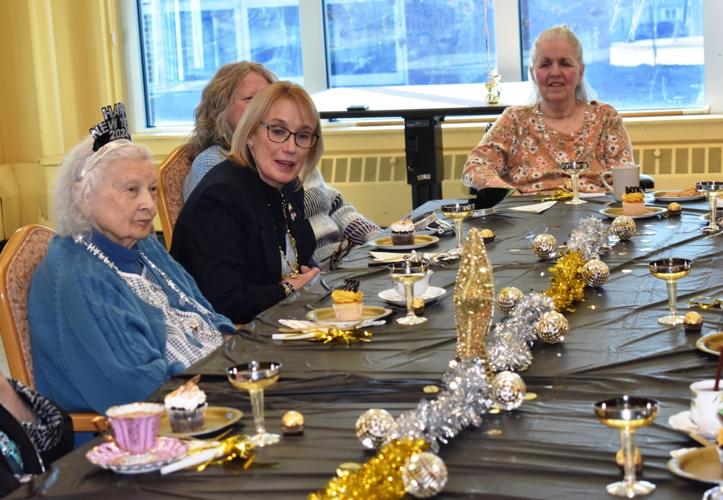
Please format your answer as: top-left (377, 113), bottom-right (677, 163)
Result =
top-left (386, 359), bottom-right (494, 452)
top-left (566, 215), bottom-right (611, 260)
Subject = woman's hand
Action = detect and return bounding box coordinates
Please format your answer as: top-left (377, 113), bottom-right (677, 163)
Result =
top-left (287, 265), bottom-right (321, 291)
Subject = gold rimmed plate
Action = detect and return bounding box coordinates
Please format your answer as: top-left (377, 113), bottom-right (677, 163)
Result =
top-left (369, 234), bottom-right (440, 251)
top-left (667, 447), bottom-right (723, 484)
top-left (696, 332), bottom-right (723, 356)
top-left (653, 190), bottom-right (705, 202)
top-left (159, 406), bottom-right (243, 438)
top-left (305, 306), bottom-right (392, 329)
top-left (599, 206), bottom-right (667, 220)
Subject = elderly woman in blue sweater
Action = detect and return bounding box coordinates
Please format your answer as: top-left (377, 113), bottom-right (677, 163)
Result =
top-left (28, 104), bottom-right (235, 415)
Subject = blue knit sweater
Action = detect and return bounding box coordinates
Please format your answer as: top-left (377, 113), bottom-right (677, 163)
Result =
top-left (28, 233), bottom-right (235, 414)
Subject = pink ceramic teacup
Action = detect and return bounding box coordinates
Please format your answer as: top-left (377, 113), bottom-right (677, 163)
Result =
top-left (106, 402), bottom-right (164, 454)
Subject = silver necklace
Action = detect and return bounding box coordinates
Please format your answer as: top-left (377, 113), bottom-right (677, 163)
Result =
top-left (534, 103), bottom-right (593, 163)
top-left (74, 234), bottom-right (216, 322)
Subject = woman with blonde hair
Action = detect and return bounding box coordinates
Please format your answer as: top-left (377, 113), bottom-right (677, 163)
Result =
top-left (462, 25), bottom-right (633, 194)
top-left (172, 81), bottom-right (323, 324)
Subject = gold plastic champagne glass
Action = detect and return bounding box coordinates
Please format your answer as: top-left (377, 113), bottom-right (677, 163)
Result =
top-left (227, 361), bottom-right (281, 447)
top-left (441, 203), bottom-right (474, 249)
top-left (648, 258), bottom-right (692, 326)
top-left (594, 396), bottom-right (658, 497)
top-left (390, 260), bottom-right (428, 326)
top-left (560, 161), bottom-right (589, 205)
top-left (696, 181), bottom-right (722, 234)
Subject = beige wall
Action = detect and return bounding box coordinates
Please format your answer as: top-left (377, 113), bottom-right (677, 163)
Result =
top-left (0, 0), bottom-right (721, 233)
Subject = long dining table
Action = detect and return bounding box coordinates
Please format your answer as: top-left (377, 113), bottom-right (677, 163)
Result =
top-left (12, 194), bottom-right (723, 499)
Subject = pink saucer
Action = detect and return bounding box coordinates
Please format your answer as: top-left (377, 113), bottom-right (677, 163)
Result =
top-left (86, 436), bottom-right (187, 474)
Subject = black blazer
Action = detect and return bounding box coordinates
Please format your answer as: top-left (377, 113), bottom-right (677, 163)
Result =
top-left (171, 161), bottom-right (316, 324)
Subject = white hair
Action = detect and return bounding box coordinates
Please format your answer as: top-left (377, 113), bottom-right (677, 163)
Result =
top-left (528, 24), bottom-right (593, 103)
top-left (53, 136), bottom-right (152, 237)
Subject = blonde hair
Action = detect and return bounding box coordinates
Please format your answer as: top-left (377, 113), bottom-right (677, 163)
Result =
top-left (228, 81), bottom-right (323, 187)
top-left (53, 136), bottom-right (152, 237)
top-left (187, 62), bottom-right (276, 158)
top-left (529, 25), bottom-right (589, 102)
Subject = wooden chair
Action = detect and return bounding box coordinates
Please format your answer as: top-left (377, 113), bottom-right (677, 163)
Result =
top-left (157, 144), bottom-right (193, 250)
top-left (0, 224), bottom-right (97, 432)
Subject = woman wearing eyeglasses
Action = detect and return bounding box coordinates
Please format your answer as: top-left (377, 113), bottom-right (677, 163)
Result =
top-left (171, 81), bottom-right (322, 324)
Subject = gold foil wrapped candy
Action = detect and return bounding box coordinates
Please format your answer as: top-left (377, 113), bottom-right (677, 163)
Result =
top-left (683, 311), bottom-right (703, 333)
top-left (611, 215), bottom-right (636, 241)
top-left (534, 311), bottom-right (569, 344)
top-left (495, 287), bottom-right (523, 315)
top-left (282, 410), bottom-right (304, 435)
top-left (355, 408), bottom-right (395, 449)
top-left (581, 259), bottom-right (610, 288)
top-left (491, 371), bottom-right (526, 411)
top-left (667, 202), bottom-right (682, 216)
top-left (480, 228), bottom-right (496, 242)
top-left (402, 452), bottom-right (448, 498)
top-left (531, 233), bottom-right (558, 259)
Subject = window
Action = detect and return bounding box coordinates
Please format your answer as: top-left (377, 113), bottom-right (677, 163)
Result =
top-left (131, 0), bottom-right (712, 128)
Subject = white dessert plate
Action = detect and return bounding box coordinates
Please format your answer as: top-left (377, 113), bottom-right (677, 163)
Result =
top-left (159, 406), bottom-right (243, 438)
top-left (653, 190), bottom-right (705, 202)
top-left (86, 436), bottom-right (187, 474)
top-left (598, 206), bottom-right (667, 219)
top-left (668, 410), bottom-right (719, 438)
top-left (305, 306), bottom-right (392, 329)
top-left (668, 446), bottom-right (723, 485)
top-left (369, 234), bottom-right (440, 251)
top-left (696, 332), bottom-right (723, 356)
top-left (378, 286), bottom-right (447, 306)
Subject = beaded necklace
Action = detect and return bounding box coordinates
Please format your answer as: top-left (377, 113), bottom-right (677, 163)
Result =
top-left (534, 102), bottom-right (594, 163)
top-left (279, 192), bottom-right (300, 279)
top-left (74, 234), bottom-right (216, 323)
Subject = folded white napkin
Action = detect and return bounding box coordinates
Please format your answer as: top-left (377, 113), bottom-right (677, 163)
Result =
top-left (507, 201), bottom-right (557, 213)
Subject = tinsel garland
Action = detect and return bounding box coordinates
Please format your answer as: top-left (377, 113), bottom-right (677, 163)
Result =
top-left (545, 250), bottom-right (587, 312)
top-left (566, 215), bottom-right (611, 260)
top-left (386, 358), bottom-right (494, 452)
top-left (309, 438), bottom-right (429, 500)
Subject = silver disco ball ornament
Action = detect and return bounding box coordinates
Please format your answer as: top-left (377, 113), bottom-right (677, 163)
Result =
top-left (491, 371), bottom-right (526, 411)
top-left (495, 287), bottom-right (524, 315)
top-left (610, 216), bottom-right (636, 241)
top-left (355, 408), bottom-right (394, 449)
top-left (534, 311), bottom-right (569, 344)
top-left (402, 452), bottom-right (448, 498)
top-left (531, 233), bottom-right (558, 259)
top-left (582, 259), bottom-right (610, 288)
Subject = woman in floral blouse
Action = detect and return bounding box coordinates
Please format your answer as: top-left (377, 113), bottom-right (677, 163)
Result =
top-left (463, 25), bottom-right (634, 195)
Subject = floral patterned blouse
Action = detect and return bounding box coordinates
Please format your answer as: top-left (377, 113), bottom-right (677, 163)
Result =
top-left (462, 101), bottom-right (634, 194)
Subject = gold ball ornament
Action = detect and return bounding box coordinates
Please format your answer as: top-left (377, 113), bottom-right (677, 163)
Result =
top-left (534, 311), bottom-right (569, 344)
top-left (491, 371), bottom-right (526, 411)
top-left (581, 259), bottom-right (610, 288)
top-left (402, 452), bottom-right (448, 498)
top-left (531, 233), bottom-right (558, 259)
top-left (667, 202), bottom-right (682, 216)
top-left (355, 408), bottom-right (395, 449)
top-left (611, 216), bottom-right (636, 241)
top-left (683, 311), bottom-right (703, 333)
top-left (281, 410), bottom-right (304, 435)
top-left (495, 287), bottom-right (524, 315)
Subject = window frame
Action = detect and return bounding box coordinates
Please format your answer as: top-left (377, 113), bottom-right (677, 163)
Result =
top-left (120, 0), bottom-right (723, 133)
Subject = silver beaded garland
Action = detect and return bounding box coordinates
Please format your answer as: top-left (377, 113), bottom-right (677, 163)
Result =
top-left (581, 259), bottom-right (610, 288)
top-left (491, 371), bottom-right (526, 411)
top-left (495, 287), bottom-right (524, 315)
top-left (531, 233), bottom-right (558, 259)
top-left (533, 311), bottom-right (569, 344)
top-left (402, 452), bottom-right (448, 498)
top-left (355, 408), bottom-right (395, 449)
top-left (611, 216), bottom-right (636, 241)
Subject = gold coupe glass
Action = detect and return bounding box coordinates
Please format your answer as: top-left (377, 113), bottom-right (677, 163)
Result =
top-left (560, 161), bottom-right (589, 205)
top-left (696, 181), bottom-right (722, 234)
top-left (440, 202), bottom-right (474, 249)
top-left (390, 259), bottom-right (428, 326)
top-left (227, 361), bottom-right (281, 447)
top-left (648, 257), bottom-right (692, 326)
top-left (594, 396), bottom-right (658, 497)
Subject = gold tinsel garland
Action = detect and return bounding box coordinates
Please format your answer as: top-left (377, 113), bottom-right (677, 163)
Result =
top-left (545, 250), bottom-right (586, 312)
top-left (309, 438), bottom-right (429, 499)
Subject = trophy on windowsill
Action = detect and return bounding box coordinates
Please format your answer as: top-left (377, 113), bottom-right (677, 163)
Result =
top-left (485, 70), bottom-right (501, 105)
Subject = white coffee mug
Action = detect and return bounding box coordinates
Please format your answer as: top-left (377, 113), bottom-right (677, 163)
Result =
top-left (600, 165), bottom-right (641, 201)
top-left (690, 379), bottom-right (722, 433)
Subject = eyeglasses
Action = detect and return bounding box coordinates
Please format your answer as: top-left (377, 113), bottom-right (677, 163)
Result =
top-left (260, 122), bottom-right (318, 149)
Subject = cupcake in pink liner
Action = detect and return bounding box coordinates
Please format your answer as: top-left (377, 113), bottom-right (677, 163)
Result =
top-left (106, 402), bottom-right (164, 454)
top-left (164, 377), bottom-right (207, 433)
